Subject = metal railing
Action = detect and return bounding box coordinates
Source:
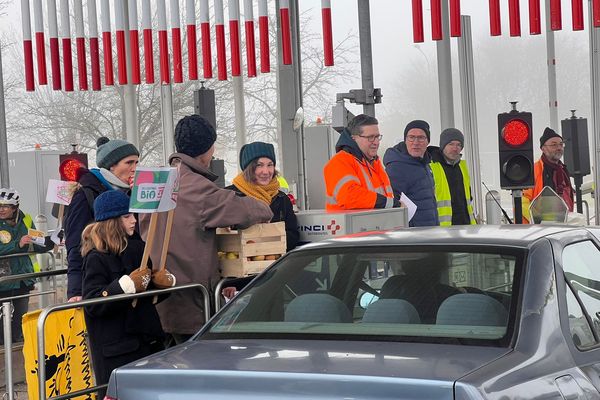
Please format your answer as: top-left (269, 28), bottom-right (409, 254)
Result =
top-left (36, 283), bottom-right (210, 400)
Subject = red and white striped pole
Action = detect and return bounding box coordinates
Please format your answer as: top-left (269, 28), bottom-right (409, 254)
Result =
top-left (128, 0), bottom-right (141, 84)
top-left (594, 0), bottom-right (600, 27)
top-left (449, 0), bottom-right (461, 37)
top-left (550, 0), bottom-right (562, 30)
top-left (21, 0), bottom-right (35, 91)
top-left (322, 0), bottom-right (334, 65)
top-left (87, 0), bottom-right (101, 90)
top-left (258, 0), bottom-right (269, 73)
top-left (115, 0), bottom-right (128, 85)
top-left (529, 0), bottom-right (541, 35)
top-left (229, 0), bottom-right (242, 77)
top-left (157, 0), bottom-right (171, 84)
top-left (572, 0), bottom-right (584, 31)
top-left (74, 0), bottom-right (88, 90)
top-left (101, 0), bottom-right (114, 85)
top-left (170, 0), bottom-right (183, 83)
top-left (186, 0), bottom-right (198, 80)
top-left (279, 0), bottom-right (292, 64)
top-left (215, 0), bottom-right (227, 80)
top-left (508, 0), bottom-right (521, 37)
top-left (141, 0), bottom-right (154, 83)
top-left (200, 0), bottom-right (212, 79)
top-left (60, 0), bottom-right (74, 91)
top-left (32, 0), bottom-right (47, 85)
top-left (244, 0), bottom-right (257, 77)
top-left (47, 0), bottom-right (62, 89)
top-left (489, 0), bottom-right (501, 36)
top-left (431, 0), bottom-right (442, 40)
top-left (412, 0), bottom-right (424, 43)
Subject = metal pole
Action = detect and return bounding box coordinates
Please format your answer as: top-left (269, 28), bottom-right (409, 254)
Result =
top-left (160, 84), bottom-right (175, 164)
top-left (457, 16), bottom-right (483, 223)
top-left (233, 76), bottom-right (247, 154)
top-left (122, 0), bottom-right (139, 148)
top-left (545, 0), bottom-right (559, 130)
top-left (512, 189), bottom-right (523, 224)
top-left (589, 0), bottom-right (600, 225)
top-left (436, 0), bottom-right (455, 129)
top-left (357, 0), bottom-right (375, 117)
top-left (0, 43), bottom-right (9, 187)
top-left (485, 190), bottom-right (503, 225)
top-left (2, 301), bottom-right (14, 400)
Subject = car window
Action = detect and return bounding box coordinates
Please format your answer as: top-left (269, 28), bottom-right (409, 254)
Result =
top-left (563, 241), bottom-right (600, 343)
top-left (206, 246), bottom-right (521, 346)
top-left (565, 285), bottom-right (596, 349)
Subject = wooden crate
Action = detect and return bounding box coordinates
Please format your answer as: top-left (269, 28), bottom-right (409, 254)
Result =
top-left (217, 221), bottom-right (286, 277)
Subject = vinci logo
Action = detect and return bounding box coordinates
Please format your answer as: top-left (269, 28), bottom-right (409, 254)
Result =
top-left (299, 220), bottom-right (342, 236)
top-left (326, 220), bottom-right (341, 235)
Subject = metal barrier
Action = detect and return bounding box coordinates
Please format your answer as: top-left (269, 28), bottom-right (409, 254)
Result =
top-left (36, 283), bottom-right (210, 400)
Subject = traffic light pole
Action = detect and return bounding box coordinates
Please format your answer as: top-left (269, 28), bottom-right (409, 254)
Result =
top-left (0, 42), bottom-right (9, 187)
top-left (512, 190), bottom-right (523, 224)
top-left (574, 175), bottom-right (584, 214)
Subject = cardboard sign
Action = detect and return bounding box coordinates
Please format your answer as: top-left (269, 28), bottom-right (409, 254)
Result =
top-left (28, 228), bottom-right (46, 246)
top-left (129, 167), bottom-right (179, 213)
top-left (45, 180), bottom-right (78, 205)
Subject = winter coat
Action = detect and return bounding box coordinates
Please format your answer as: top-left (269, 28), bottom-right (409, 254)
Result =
top-left (0, 210), bottom-right (52, 291)
top-left (82, 237), bottom-right (165, 385)
top-left (324, 129), bottom-right (397, 211)
top-left (225, 185), bottom-right (299, 251)
top-left (64, 169), bottom-right (111, 298)
top-left (383, 143), bottom-right (439, 227)
top-left (139, 153), bottom-right (274, 335)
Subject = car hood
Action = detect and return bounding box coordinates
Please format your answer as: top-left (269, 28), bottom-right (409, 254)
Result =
top-left (110, 339), bottom-right (509, 399)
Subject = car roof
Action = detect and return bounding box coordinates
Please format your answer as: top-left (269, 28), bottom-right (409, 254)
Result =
top-left (298, 224), bottom-right (591, 250)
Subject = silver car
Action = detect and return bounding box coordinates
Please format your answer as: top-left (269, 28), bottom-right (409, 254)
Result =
top-left (104, 225), bottom-right (600, 399)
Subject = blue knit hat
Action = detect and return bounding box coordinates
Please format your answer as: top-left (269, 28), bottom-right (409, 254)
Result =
top-left (93, 190), bottom-right (131, 222)
top-left (239, 142), bottom-right (276, 171)
top-left (174, 114), bottom-right (217, 157)
top-left (96, 137), bottom-right (139, 170)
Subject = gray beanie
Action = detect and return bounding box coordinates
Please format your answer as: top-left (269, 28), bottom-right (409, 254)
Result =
top-left (439, 128), bottom-right (464, 151)
top-left (174, 114), bottom-right (217, 157)
top-left (96, 137), bottom-right (140, 170)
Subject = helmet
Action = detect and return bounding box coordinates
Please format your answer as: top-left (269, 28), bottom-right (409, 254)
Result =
top-left (0, 188), bottom-right (19, 206)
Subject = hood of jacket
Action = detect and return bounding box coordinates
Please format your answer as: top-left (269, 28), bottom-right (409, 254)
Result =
top-left (169, 152), bottom-right (218, 182)
top-left (383, 142), bottom-right (432, 166)
top-left (335, 129), bottom-right (375, 163)
top-left (78, 168), bottom-right (110, 192)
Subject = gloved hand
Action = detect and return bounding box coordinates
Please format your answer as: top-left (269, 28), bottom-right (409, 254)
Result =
top-left (152, 268), bottom-right (176, 289)
top-left (129, 267), bottom-right (151, 293)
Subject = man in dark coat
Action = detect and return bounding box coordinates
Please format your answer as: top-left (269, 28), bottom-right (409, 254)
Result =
top-left (383, 120), bottom-right (439, 227)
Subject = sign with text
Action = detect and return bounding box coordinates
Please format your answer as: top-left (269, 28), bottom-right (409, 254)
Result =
top-left (130, 167), bottom-right (179, 213)
top-left (45, 179), bottom-right (78, 205)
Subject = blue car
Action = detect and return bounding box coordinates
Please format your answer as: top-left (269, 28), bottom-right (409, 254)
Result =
top-left (105, 225), bottom-right (600, 399)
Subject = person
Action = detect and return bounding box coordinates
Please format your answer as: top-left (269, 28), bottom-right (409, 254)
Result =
top-left (522, 127), bottom-right (574, 223)
top-left (64, 137), bottom-right (139, 302)
top-left (226, 141), bottom-right (299, 251)
top-left (139, 114), bottom-right (273, 345)
top-left (429, 128), bottom-right (476, 226)
top-left (0, 189), bottom-right (53, 344)
top-left (323, 114), bottom-right (398, 211)
top-left (383, 120), bottom-right (438, 227)
top-left (81, 190), bottom-right (172, 392)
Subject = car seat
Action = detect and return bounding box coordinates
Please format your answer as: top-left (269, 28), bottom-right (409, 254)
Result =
top-left (285, 293), bottom-right (353, 323)
top-left (436, 293), bottom-right (508, 326)
top-left (362, 299), bottom-right (421, 324)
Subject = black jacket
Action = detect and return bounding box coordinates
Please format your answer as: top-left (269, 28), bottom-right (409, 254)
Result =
top-left (430, 147), bottom-right (471, 225)
top-left (82, 238), bottom-right (164, 385)
top-left (225, 185), bottom-right (299, 251)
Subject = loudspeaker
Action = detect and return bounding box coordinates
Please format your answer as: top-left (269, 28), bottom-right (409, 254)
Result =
top-left (561, 117), bottom-right (590, 176)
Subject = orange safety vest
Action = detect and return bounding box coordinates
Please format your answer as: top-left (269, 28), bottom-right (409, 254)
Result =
top-left (324, 150), bottom-right (395, 211)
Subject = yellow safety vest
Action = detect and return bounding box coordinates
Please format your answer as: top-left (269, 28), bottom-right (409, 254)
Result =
top-left (22, 214), bottom-right (41, 273)
top-left (430, 160), bottom-right (476, 226)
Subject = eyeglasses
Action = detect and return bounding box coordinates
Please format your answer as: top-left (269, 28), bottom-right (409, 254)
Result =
top-left (358, 134), bottom-right (383, 143)
top-left (0, 204), bottom-right (15, 210)
top-left (406, 135), bottom-right (428, 143)
top-left (544, 141), bottom-right (565, 149)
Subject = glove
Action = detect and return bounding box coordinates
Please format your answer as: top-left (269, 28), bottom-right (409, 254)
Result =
top-left (129, 267), bottom-right (151, 293)
top-left (152, 268), bottom-right (176, 289)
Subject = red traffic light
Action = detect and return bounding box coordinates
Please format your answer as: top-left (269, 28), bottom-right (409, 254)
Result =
top-left (502, 119), bottom-right (529, 147)
top-left (59, 159), bottom-right (85, 181)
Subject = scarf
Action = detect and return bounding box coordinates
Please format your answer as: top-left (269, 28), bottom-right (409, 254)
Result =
top-left (541, 154), bottom-right (574, 211)
top-left (96, 168), bottom-right (131, 190)
top-left (232, 173), bottom-right (280, 205)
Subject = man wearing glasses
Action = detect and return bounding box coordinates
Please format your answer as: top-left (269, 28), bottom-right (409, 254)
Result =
top-left (522, 127), bottom-right (574, 222)
top-left (324, 114), bottom-right (399, 211)
top-left (383, 120), bottom-right (439, 227)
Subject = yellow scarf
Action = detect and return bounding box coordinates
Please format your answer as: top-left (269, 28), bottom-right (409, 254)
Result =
top-left (232, 173), bottom-right (280, 205)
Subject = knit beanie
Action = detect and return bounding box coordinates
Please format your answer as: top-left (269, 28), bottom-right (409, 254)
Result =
top-left (93, 190), bottom-right (130, 222)
top-left (239, 142), bottom-right (276, 171)
top-left (174, 114), bottom-right (217, 157)
top-left (539, 127), bottom-right (562, 148)
top-left (439, 128), bottom-right (464, 150)
top-left (96, 137), bottom-right (140, 170)
top-left (404, 120), bottom-right (431, 142)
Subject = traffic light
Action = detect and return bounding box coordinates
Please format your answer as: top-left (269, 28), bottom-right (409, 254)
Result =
top-left (498, 105), bottom-right (534, 190)
top-left (59, 146), bottom-right (88, 182)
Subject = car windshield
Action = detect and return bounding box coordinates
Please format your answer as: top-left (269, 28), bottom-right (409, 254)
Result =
top-left (204, 246), bottom-right (522, 346)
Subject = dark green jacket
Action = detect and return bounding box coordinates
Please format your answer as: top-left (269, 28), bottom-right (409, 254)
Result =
top-left (0, 210), bottom-right (37, 291)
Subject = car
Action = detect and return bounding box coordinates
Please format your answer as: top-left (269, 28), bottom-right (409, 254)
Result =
top-left (104, 225), bottom-right (600, 399)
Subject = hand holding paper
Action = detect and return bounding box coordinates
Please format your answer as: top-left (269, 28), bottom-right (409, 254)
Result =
top-left (400, 193), bottom-right (418, 222)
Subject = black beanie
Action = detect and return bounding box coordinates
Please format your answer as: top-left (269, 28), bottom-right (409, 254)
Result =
top-left (404, 120), bottom-right (431, 142)
top-left (239, 142), bottom-right (276, 171)
top-left (439, 128), bottom-right (464, 150)
top-left (174, 114), bottom-right (217, 157)
top-left (539, 127), bottom-right (562, 148)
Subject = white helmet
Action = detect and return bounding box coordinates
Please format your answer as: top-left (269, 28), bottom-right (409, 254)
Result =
top-left (0, 188), bottom-right (19, 206)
